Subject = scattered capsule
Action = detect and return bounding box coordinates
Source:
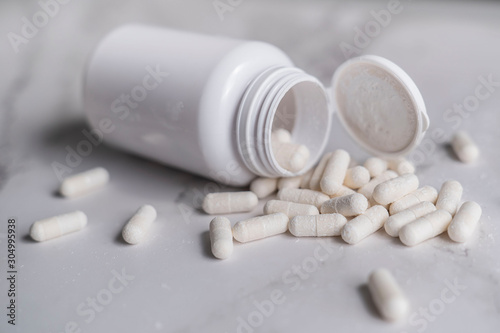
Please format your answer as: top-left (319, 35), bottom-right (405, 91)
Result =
top-left (399, 210), bottom-right (452, 246)
top-left (278, 175), bottom-right (302, 190)
top-left (448, 201), bottom-right (482, 242)
top-left (232, 213), bottom-right (289, 243)
top-left (30, 211), bottom-right (87, 242)
top-left (372, 174), bottom-right (419, 206)
top-left (250, 177), bottom-right (278, 199)
top-left (277, 188), bottom-right (330, 208)
top-left (271, 128), bottom-right (292, 143)
top-left (122, 205), bottom-right (157, 245)
top-left (344, 166), bottom-right (371, 189)
top-left (289, 214), bottom-right (347, 237)
top-left (358, 170), bottom-right (398, 199)
top-left (309, 152), bottom-right (333, 191)
top-left (272, 141), bottom-right (310, 172)
top-left (451, 131), bottom-right (479, 163)
top-left (264, 200), bottom-right (319, 218)
top-left (209, 216), bottom-right (233, 259)
top-left (320, 149), bottom-right (350, 195)
top-left (435, 180), bottom-right (463, 215)
top-left (389, 186), bottom-right (438, 215)
top-left (387, 157), bottom-right (415, 175)
top-left (341, 205), bottom-right (389, 244)
top-left (59, 167), bottom-right (109, 198)
top-left (202, 191), bottom-right (258, 215)
top-left (320, 193), bottom-right (368, 216)
top-left (368, 268), bottom-right (410, 321)
top-left (385, 201), bottom-right (437, 237)
top-left (364, 157), bottom-right (388, 177)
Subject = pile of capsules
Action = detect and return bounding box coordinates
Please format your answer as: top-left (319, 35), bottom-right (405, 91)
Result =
top-left (205, 132), bottom-right (482, 261)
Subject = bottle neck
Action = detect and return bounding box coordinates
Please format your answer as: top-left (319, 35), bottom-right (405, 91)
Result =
top-left (237, 66), bottom-right (331, 178)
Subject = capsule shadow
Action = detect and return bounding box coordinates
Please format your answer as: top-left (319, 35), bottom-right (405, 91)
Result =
top-left (357, 284), bottom-right (380, 319)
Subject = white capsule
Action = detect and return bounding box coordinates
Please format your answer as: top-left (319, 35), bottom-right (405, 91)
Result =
top-left (289, 214), bottom-right (347, 237)
top-left (320, 149), bottom-right (350, 195)
top-left (364, 157), bottom-right (388, 177)
top-left (277, 188), bottom-right (330, 209)
top-left (59, 167), bottom-right (109, 198)
top-left (387, 157), bottom-right (415, 175)
top-left (264, 200), bottom-right (319, 218)
top-left (452, 131), bottom-right (479, 163)
top-left (389, 186), bottom-right (438, 215)
top-left (299, 168), bottom-right (315, 189)
top-left (373, 174), bottom-right (419, 206)
top-left (435, 180), bottom-right (463, 215)
top-left (344, 166), bottom-right (370, 189)
top-left (209, 217), bottom-right (233, 259)
top-left (320, 193), bottom-right (368, 216)
top-left (122, 205), bottom-right (157, 245)
top-left (448, 201), bottom-right (482, 242)
top-left (329, 185), bottom-right (356, 198)
top-left (278, 175), bottom-right (303, 190)
top-left (250, 177), bottom-right (278, 199)
top-left (272, 141), bottom-right (310, 172)
top-left (368, 268), bottom-right (410, 321)
top-left (399, 210), bottom-right (452, 246)
top-left (309, 152), bottom-right (333, 191)
top-left (358, 170), bottom-right (398, 199)
top-left (202, 191), bottom-right (258, 215)
top-left (232, 213), bottom-right (289, 243)
top-left (271, 128), bottom-right (292, 143)
top-left (30, 211), bottom-right (87, 242)
top-left (385, 201), bottom-right (437, 237)
top-left (341, 205), bottom-right (388, 244)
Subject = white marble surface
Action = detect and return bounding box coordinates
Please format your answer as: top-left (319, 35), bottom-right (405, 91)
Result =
top-left (0, 1), bottom-right (499, 332)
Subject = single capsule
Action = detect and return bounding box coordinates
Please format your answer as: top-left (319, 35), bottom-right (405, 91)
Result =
top-left (389, 186), bottom-right (438, 215)
top-left (435, 180), bottom-right (463, 215)
top-left (202, 191), bottom-right (258, 215)
top-left (358, 170), bottom-right (398, 199)
top-left (250, 177), bottom-right (278, 199)
top-left (278, 175), bottom-right (303, 190)
top-left (329, 185), bottom-right (356, 198)
top-left (232, 213), bottom-right (289, 243)
top-left (277, 188), bottom-right (330, 208)
top-left (30, 211), bottom-right (87, 242)
top-left (271, 128), bottom-right (292, 143)
top-left (364, 157), bottom-right (388, 177)
top-left (448, 201), bottom-right (482, 242)
top-left (320, 149), bottom-right (350, 195)
top-left (59, 167), bottom-right (109, 198)
top-left (344, 166), bottom-right (371, 189)
top-left (289, 214), bottom-right (347, 237)
top-left (209, 217), bottom-right (233, 259)
top-left (299, 168), bottom-right (315, 189)
top-left (320, 193), bottom-right (368, 216)
top-left (368, 268), bottom-right (410, 321)
top-left (372, 174), bottom-right (420, 206)
top-left (387, 157), bottom-right (415, 175)
top-left (264, 200), bottom-right (319, 218)
top-left (341, 205), bottom-right (389, 244)
top-left (122, 205), bottom-right (157, 245)
top-left (385, 201), bottom-right (437, 237)
top-left (309, 152), bottom-right (333, 191)
top-left (272, 141), bottom-right (310, 172)
top-left (451, 131), bottom-right (479, 163)
top-left (399, 210), bottom-right (452, 246)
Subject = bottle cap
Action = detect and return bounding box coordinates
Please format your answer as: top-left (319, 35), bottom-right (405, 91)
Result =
top-left (330, 55), bottom-right (429, 157)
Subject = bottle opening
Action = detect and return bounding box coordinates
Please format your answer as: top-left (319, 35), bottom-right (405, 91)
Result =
top-left (237, 66), bottom-right (331, 178)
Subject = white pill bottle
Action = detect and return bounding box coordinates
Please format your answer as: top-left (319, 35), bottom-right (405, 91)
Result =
top-left (84, 25), bottom-right (429, 186)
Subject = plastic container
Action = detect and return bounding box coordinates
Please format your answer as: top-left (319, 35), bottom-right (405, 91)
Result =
top-left (84, 25), bottom-right (429, 186)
